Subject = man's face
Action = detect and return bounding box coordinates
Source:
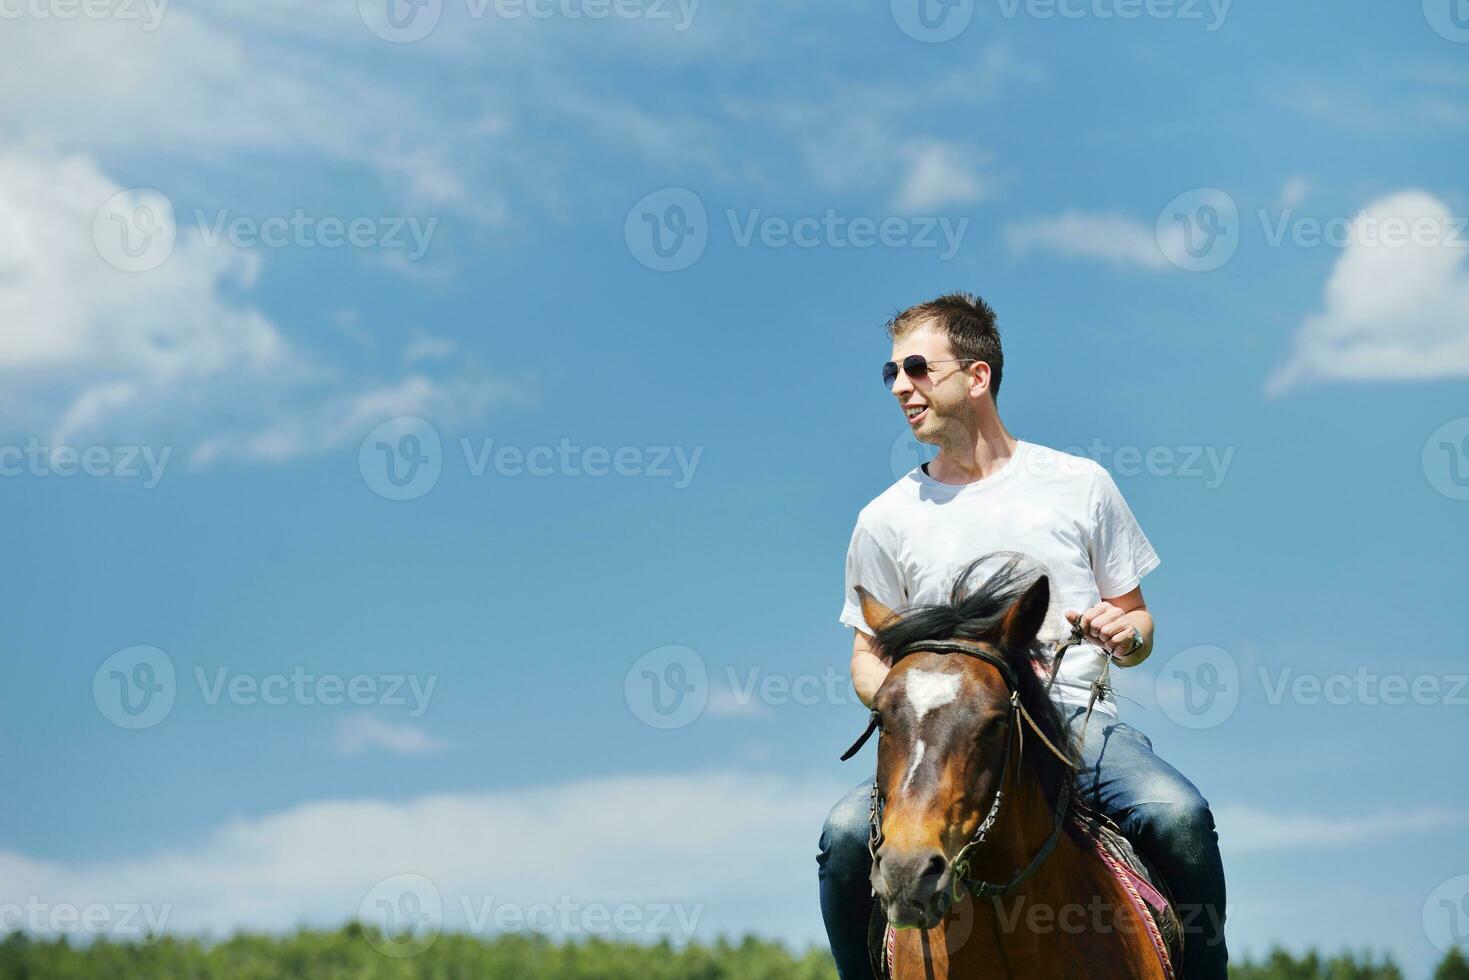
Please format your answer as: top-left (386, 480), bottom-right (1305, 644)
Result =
top-left (889, 323), bottom-right (975, 443)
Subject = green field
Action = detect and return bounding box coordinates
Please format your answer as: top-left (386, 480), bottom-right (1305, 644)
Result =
top-left (1, 928), bottom-right (1463, 979)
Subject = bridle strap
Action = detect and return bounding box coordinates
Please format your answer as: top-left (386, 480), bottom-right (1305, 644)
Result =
top-left (839, 713), bottom-right (879, 762)
top-left (841, 635), bottom-right (1082, 903)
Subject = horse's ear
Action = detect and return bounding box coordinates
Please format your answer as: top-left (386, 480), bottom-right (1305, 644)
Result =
top-left (854, 586), bottom-right (900, 633)
top-left (998, 575), bottom-right (1050, 652)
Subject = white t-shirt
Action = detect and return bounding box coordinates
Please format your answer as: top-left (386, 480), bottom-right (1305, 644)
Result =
top-left (839, 440), bottom-right (1159, 718)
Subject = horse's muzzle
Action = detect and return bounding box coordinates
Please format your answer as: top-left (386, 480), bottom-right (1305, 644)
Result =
top-left (872, 846), bottom-right (955, 930)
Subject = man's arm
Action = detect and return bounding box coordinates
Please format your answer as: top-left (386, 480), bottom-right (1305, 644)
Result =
top-left (850, 629), bottom-right (890, 708)
top-left (1066, 585), bottom-right (1154, 668)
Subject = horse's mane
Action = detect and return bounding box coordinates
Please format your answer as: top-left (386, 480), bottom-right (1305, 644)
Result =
top-left (870, 553), bottom-right (1080, 808)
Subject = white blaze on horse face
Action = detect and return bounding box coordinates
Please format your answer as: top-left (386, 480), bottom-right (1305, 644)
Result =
top-left (901, 740), bottom-right (927, 794)
top-left (903, 669), bottom-right (961, 723)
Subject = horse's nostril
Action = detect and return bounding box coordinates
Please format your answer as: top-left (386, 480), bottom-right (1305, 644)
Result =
top-left (921, 853), bottom-right (948, 883)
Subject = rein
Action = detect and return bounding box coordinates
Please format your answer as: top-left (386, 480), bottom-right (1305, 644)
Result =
top-left (840, 628), bottom-right (1103, 903)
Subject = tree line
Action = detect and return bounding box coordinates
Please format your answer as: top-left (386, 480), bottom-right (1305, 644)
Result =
top-left (0, 926), bottom-right (1464, 979)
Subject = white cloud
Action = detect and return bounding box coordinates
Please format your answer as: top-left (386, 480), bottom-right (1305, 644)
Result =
top-left (404, 334), bottom-right (458, 363)
top-left (0, 770), bottom-right (846, 942)
top-left (704, 688), bottom-right (767, 718)
top-left (1279, 176), bottom-right (1311, 209)
top-left (1267, 190), bottom-right (1469, 394)
top-left (0, 148), bottom-right (293, 441)
top-left (728, 48), bottom-right (1024, 204)
top-left (893, 141), bottom-right (995, 212)
top-left (1216, 804), bottom-right (1467, 855)
top-left (333, 714), bottom-right (449, 757)
top-left (1004, 211), bottom-right (1172, 271)
top-left (190, 370), bottom-right (509, 467)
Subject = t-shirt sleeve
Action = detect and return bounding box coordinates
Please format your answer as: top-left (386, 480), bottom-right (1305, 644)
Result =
top-left (1088, 466), bottom-right (1160, 598)
top-left (839, 520), bottom-right (905, 635)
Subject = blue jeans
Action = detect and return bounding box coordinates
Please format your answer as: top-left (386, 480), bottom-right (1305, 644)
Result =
top-left (817, 707), bottom-right (1228, 979)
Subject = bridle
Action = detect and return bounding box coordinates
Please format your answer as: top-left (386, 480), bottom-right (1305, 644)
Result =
top-left (840, 629), bottom-right (1095, 902)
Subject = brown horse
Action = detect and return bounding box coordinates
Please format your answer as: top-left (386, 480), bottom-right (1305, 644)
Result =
top-left (848, 558), bottom-right (1172, 980)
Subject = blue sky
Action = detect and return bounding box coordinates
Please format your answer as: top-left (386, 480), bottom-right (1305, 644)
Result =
top-left (2, 0), bottom-right (1468, 974)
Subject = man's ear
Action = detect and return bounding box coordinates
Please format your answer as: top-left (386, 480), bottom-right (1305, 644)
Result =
top-left (998, 575), bottom-right (1049, 652)
top-left (854, 586), bottom-right (900, 633)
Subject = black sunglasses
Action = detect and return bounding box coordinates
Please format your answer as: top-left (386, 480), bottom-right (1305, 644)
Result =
top-left (881, 355), bottom-right (976, 389)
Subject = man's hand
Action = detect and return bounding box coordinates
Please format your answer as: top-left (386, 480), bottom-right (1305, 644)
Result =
top-left (1065, 592), bottom-right (1153, 666)
top-left (851, 629), bottom-right (891, 708)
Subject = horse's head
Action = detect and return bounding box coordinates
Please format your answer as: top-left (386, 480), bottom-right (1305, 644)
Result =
top-left (856, 560), bottom-right (1058, 930)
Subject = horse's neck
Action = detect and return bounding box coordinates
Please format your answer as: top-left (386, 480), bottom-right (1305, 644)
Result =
top-left (895, 764), bottom-right (1167, 980)
top-left (951, 737), bottom-right (1058, 890)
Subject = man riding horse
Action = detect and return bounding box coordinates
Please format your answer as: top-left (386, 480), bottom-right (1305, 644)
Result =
top-left (817, 293), bottom-right (1228, 978)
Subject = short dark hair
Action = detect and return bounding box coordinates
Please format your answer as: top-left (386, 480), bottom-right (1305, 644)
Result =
top-left (885, 292), bottom-right (1003, 402)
